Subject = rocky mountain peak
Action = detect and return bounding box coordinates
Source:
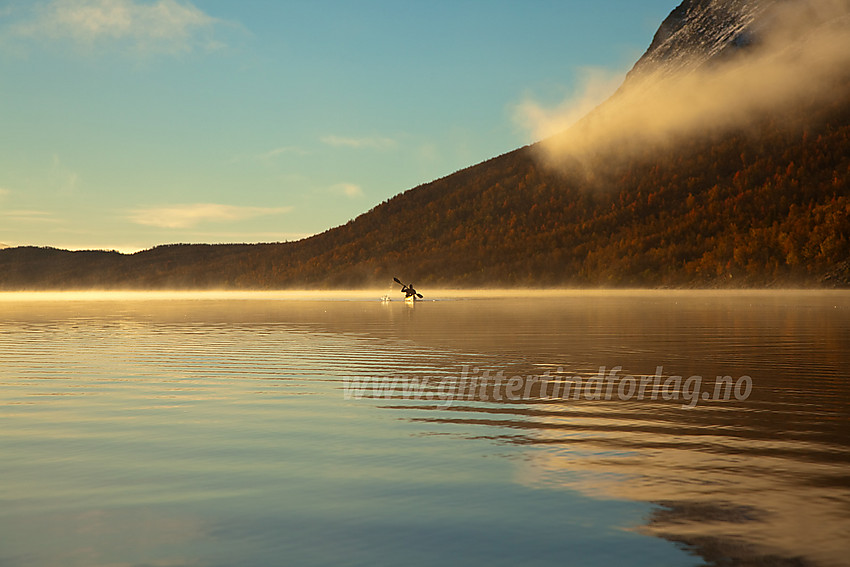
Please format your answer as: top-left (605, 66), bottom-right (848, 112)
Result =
top-left (627, 0), bottom-right (771, 79)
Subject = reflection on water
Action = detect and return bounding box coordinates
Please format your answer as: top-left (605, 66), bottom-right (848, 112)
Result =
top-left (0, 291), bottom-right (848, 566)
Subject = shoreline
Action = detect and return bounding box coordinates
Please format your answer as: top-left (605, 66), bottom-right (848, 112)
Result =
top-left (1, 288), bottom-right (849, 302)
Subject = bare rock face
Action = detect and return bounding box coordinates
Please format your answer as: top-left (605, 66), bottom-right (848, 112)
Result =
top-left (626, 0), bottom-right (850, 83)
top-left (629, 0), bottom-right (770, 78)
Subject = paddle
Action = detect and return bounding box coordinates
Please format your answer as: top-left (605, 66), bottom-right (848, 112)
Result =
top-left (393, 277), bottom-right (423, 299)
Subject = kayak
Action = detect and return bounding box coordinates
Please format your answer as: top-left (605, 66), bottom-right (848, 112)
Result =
top-left (393, 277), bottom-right (423, 302)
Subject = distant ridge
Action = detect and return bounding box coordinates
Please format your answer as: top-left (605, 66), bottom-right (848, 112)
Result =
top-left (1, 0), bottom-right (849, 290)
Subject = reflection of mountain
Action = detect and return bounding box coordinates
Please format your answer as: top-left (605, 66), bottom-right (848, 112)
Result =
top-left (6, 290), bottom-right (847, 565)
top-left (509, 407), bottom-right (849, 567)
top-left (2, 0), bottom-right (850, 289)
top-left (349, 292), bottom-right (850, 567)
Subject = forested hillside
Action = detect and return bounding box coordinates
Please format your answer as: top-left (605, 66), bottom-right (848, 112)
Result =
top-left (2, 0), bottom-right (849, 290)
top-left (1, 85), bottom-right (848, 290)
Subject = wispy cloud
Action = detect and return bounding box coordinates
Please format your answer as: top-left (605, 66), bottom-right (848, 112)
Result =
top-left (226, 146), bottom-right (308, 165)
top-left (128, 203), bottom-right (293, 229)
top-left (513, 67), bottom-right (625, 142)
top-left (0, 209), bottom-right (58, 223)
top-left (4, 0), bottom-right (224, 55)
top-left (321, 135), bottom-right (396, 150)
top-left (330, 183), bottom-right (364, 199)
top-left (255, 146), bottom-right (308, 160)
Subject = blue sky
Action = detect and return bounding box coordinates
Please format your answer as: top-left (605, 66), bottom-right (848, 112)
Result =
top-left (0, 0), bottom-right (676, 252)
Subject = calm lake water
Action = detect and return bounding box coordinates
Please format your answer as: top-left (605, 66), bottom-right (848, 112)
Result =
top-left (1, 290), bottom-right (848, 567)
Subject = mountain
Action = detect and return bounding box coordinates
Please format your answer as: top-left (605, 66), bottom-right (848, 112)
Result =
top-left (2, 0), bottom-right (849, 290)
top-left (627, 0), bottom-right (768, 78)
top-left (628, 0), bottom-right (850, 77)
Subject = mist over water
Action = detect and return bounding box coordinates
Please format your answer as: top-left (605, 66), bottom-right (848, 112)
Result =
top-left (1, 291), bottom-right (848, 567)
